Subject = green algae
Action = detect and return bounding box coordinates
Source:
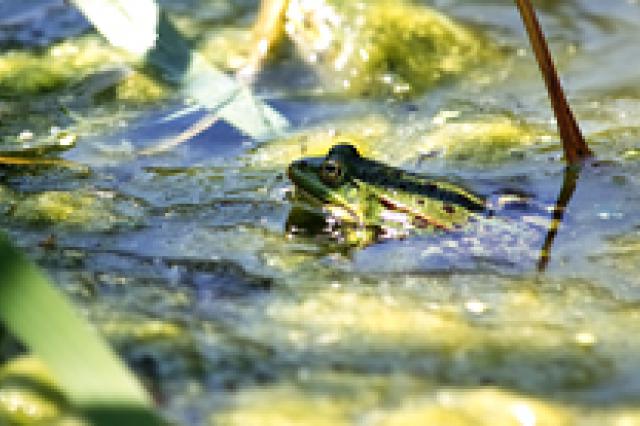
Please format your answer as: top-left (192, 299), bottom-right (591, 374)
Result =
top-left (249, 112), bottom-right (555, 169)
top-left (245, 114), bottom-right (390, 168)
top-left (194, 0), bottom-right (493, 99)
top-left (0, 35), bottom-right (170, 157)
top-left (199, 28), bottom-right (258, 71)
top-left (369, 388), bottom-right (574, 426)
top-left (257, 286), bottom-right (612, 391)
top-left (285, 0), bottom-right (492, 98)
top-left (0, 37), bottom-right (128, 97)
top-left (0, 53), bottom-right (68, 96)
top-left (420, 114), bottom-right (556, 163)
top-left (201, 274), bottom-right (640, 425)
top-left (114, 72), bottom-right (169, 104)
top-left (6, 189), bottom-right (144, 231)
top-left (210, 373), bottom-right (640, 426)
top-left (0, 356), bottom-right (76, 425)
top-left (0, 35), bottom-right (168, 102)
top-left (209, 379), bottom-right (575, 426)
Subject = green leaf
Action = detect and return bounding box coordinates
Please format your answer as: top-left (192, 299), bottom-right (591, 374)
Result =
top-left (70, 0), bottom-right (289, 140)
top-left (0, 233), bottom-right (165, 425)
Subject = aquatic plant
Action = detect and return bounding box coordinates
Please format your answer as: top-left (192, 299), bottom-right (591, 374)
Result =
top-left (0, 233), bottom-right (165, 424)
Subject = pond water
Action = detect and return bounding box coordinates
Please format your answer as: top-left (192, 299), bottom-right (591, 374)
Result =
top-left (2, 0), bottom-right (640, 424)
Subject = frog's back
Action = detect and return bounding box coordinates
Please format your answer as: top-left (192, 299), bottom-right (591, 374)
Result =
top-left (327, 144), bottom-right (485, 212)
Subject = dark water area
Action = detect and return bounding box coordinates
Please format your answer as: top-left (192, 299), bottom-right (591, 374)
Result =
top-left (0, 0), bottom-right (89, 48)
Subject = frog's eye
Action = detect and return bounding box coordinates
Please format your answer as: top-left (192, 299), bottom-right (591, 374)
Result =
top-left (320, 159), bottom-right (344, 185)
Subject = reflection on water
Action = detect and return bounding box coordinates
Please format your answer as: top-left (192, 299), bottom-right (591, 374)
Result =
top-left (537, 165), bottom-right (580, 272)
top-left (2, 0), bottom-right (640, 424)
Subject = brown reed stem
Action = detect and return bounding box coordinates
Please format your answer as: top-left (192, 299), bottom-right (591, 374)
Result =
top-left (514, 0), bottom-right (592, 165)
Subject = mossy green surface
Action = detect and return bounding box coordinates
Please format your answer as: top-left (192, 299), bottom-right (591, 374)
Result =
top-left (2, 189), bottom-right (144, 231)
top-left (0, 37), bottom-right (126, 97)
top-left (286, 0), bottom-right (491, 98)
top-left (249, 112), bottom-right (554, 168)
top-left (246, 114), bottom-right (390, 168)
top-left (0, 356), bottom-right (76, 425)
top-left (420, 114), bottom-right (555, 163)
top-left (0, 35), bottom-right (168, 102)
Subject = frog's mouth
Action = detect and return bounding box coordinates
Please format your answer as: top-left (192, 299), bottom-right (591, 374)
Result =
top-left (287, 159), bottom-right (329, 203)
top-left (290, 184), bottom-right (325, 208)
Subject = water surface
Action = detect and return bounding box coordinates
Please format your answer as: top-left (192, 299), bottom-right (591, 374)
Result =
top-left (2, 0), bottom-right (640, 424)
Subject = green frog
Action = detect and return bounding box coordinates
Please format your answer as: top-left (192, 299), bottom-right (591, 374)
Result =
top-left (287, 144), bottom-right (487, 246)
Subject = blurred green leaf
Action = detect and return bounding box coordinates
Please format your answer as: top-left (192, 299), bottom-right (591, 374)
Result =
top-left (0, 233), bottom-right (165, 425)
top-left (70, 0), bottom-right (289, 140)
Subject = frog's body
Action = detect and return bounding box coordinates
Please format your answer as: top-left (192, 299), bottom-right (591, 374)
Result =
top-left (287, 144), bottom-right (486, 245)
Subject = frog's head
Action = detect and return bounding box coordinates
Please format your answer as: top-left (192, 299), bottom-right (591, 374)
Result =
top-left (287, 143), bottom-right (378, 244)
top-left (288, 143), bottom-right (361, 206)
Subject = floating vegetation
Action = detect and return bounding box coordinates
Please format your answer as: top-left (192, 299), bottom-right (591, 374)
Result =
top-left (4, 189), bottom-right (145, 231)
top-left (249, 112), bottom-right (554, 169)
top-left (420, 114), bottom-right (555, 163)
top-left (284, 0), bottom-right (490, 98)
top-left (209, 375), bottom-right (580, 426)
top-left (0, 34), bottom-right (172, 105)
top-left (246, 114), bottom-right (390, 167)
top-left (0, 36), bottom-right (130, 97)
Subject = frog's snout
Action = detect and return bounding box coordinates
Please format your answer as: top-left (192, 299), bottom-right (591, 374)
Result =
top-left (287, 159), bottom-right (308, 182)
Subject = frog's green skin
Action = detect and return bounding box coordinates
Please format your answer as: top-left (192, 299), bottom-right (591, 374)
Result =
top-left (287, 144), bottom-right (485, 245)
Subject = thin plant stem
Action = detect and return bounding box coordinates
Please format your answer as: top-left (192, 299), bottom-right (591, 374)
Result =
top-left (514, 0), bottom-right (592, 165)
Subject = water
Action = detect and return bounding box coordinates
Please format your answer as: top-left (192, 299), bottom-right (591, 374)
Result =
top-left (0, 0), bottom-right (88, 48)
top-left (2, 0), bottom-right (640, 424)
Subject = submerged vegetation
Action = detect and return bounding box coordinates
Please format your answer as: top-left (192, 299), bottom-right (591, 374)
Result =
top-left (1, 0), bottom-right (640, 425)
